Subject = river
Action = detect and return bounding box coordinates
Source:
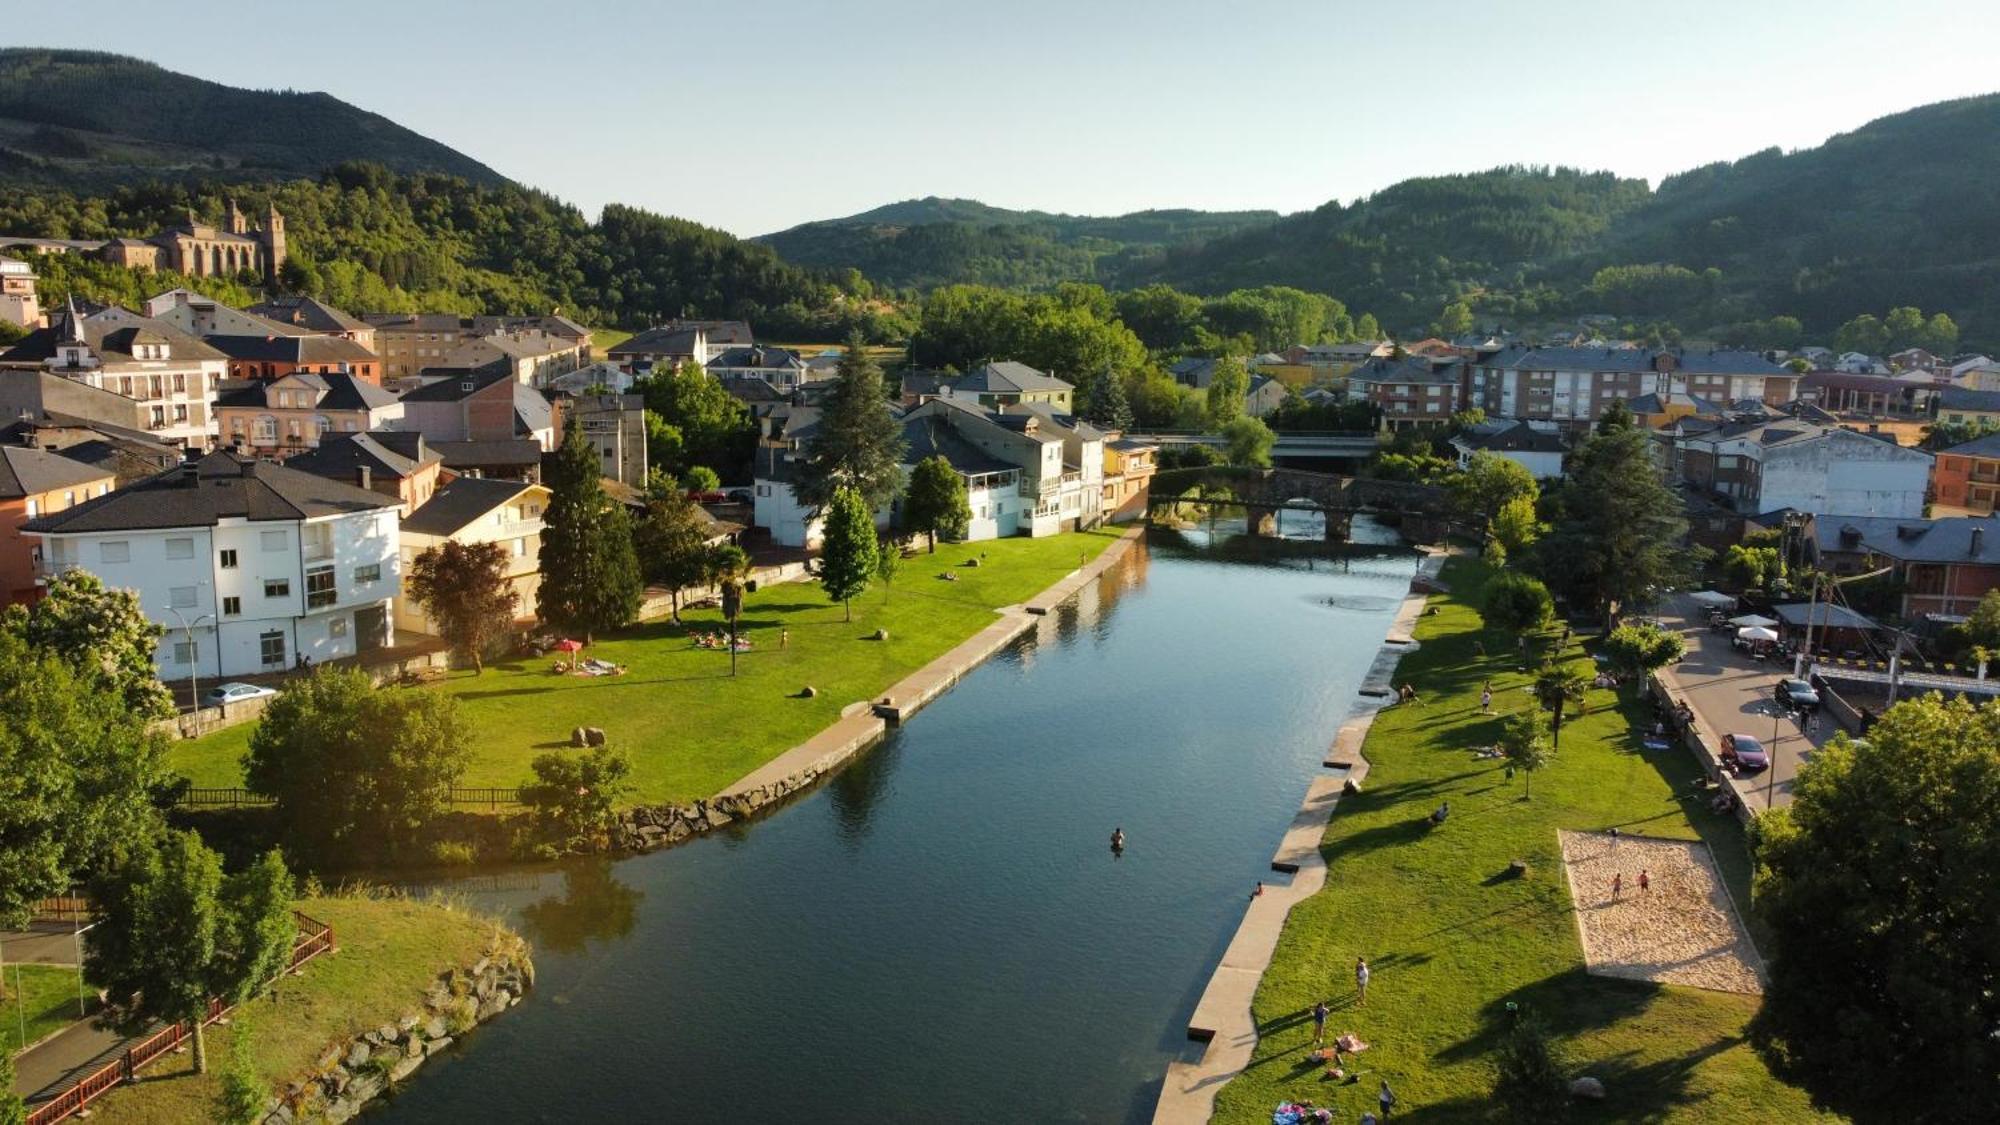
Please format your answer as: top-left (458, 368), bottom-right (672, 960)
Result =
top-left (379, 519), bottom-right (1418, 1123)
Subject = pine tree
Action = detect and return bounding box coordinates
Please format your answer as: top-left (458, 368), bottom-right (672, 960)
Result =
top-left (792, 332), bottom-right (906, 517)
top-left (818, 486), bottom-right (878, 621)
top-left (537, 418), bottom-right (642, 642)
top-left (1086, 366), bottom-right (1134, 430)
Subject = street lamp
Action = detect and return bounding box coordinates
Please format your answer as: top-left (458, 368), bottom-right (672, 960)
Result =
top-left (1768, 699), bottom-right (1784, 812)
top-left (163, 607), bottom-right (215, 734)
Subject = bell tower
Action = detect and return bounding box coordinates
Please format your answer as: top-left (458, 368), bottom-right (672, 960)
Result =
top-left (227, 198), bottom-right (248, 235)
top-left (261, 204), bottom-right (287, 284)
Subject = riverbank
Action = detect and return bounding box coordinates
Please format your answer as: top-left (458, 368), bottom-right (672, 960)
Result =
top-left (1201, 559), bottom-right (1826, 1123)
top-left (64, 894), bottom-right (527, 1125)
top-left (166, 529), bottom-right (1128, 807)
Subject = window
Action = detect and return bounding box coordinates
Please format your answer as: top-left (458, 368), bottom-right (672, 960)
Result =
top-left (222, 596), bottom-right (241, 616)
top-left (512, 538), bottom-right (528, 558)
top-left (305, 565), bottom-right (336, 608)
top-left (264, 578), bottom-right (290, 598)
top-left (166, 537), bottom-right (194, 560)
top-left (354, 563), bottom-right (381, 584)
top-left (63, 490), bottom-right (75, 507)
top-left (150, 406), bottom-right (166, 429)
top-left (99, 540), bottom-right (130, 564)
top-left (169, 585), bottom-right (197, 609)
top-left (329, 617), bottom-right (348, 639)
top-left (756, 484), bottom-right (771, 497)
top-left (255, 416), bottom-right (277, 442)
top-left (24, 499), bottom-right (37, 518)
top-left (174, 405), bottom-right (188, 424)
top-left (219, 548), bottom-right (238, 569)
top-left (261, 530), bottom-right (286, 552)
top-left (259, 631), bottom-right (286, 668)
top-left (172, 640), bottom-right (198, 664)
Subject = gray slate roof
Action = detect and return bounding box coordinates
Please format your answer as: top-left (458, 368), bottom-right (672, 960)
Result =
top-left (957, 361), bottom-right (1072, 395)
top-left (1935, 387), bottom-right (2000, 414)
top-left (899, 415), bottom-right (1017, 476)
top-left (282, 432), bottom-right (436, 482)
top-left (1939, 431), bottom-right (2000, 459)
top-left (0, 444), bottom-right (112, 499)
top-left (402, 476), bottom-right (537, 537)
top-left (1816, 514), bottom-right (2000, 565)
top-left (1772, 602), bottom-right (1878, 630)
top-left (215, 372), bottom-right (399, 413)
top-left (24, 451), bottom-right (397, 533)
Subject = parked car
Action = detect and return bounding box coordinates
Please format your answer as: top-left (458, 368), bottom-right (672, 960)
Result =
top-left (1721, 733), bottom-right (1770, 772)
top-left (725, 487), bottom-right (754, 504)
top-left (1775, 678), bottom-right (1819, 711)
top-left (204, 682), bottom-right (278, 708)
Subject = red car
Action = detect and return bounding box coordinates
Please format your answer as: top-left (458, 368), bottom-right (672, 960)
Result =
top-left (1722, 733), bottom-right (1770, 772)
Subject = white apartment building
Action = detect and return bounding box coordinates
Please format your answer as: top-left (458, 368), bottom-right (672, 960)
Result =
top-left (26, 451), bottom-right (402, 678)
top-left (0, 302), bottom-right (225, 449)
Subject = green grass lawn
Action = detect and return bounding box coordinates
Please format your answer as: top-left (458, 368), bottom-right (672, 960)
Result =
top-left (169, 529), bottom-right (1125, 806)
top-left (2, 962), bottom-right (86, 1054)
top-left (1213, 559), bottom-right (1834, 1124)
top-left (588, 327), bottom-right (631, 355)
top-left (80, 893), bottom-right (508, 1125)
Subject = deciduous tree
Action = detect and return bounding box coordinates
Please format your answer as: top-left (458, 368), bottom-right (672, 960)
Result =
top-left (407, 540), bottom-right (518, 673)
top-left (1601, 622), bottom-right (1685, 687)
top-left (1221, 415), bottom-right (1276, 467)
top-left (1501, 710), bottom-right (1553, 798)
top-left (522, 745), bottom-right (632, 851)
top-left (1492, 1010), bottom-right (1570, 1119)
top-left (876, 539), bottom-right (901, 603)
top-left (818, 486), bottom-right (878, 621)
top-left (902, 455), bottom-right (971, 552)
top-left (1450, 452), bottom-right (1538, 526)
top-left (632, 487), bottom-right (713, 623)
top-left (1490, 494), bottom-right (1545, 557)
top-left (539, 417), bottom-right (642, 643)
top-left (3, 569), bottom-right (173, 719)
top-left (1205, 356), bottom-right (1249, 428)
top-left (1482, 571), bottom-right (1555, 634)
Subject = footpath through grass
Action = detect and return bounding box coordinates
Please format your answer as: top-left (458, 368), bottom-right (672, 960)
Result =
top-left (2, 963), bottom-right (84, 1054)
top-left (169, 529), bottom-right (1124, 806)
top-left (1213, 559), bottom-right (1832, 1124)
top-left (79, 893), bottom-right (504, 1125)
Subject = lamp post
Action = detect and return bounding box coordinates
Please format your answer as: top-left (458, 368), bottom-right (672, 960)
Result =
top-left (1768, 698), bottom-right (1784, 812)
top-left (163, 607), bottom-right (215, 734)
top-left (71, 920), bottom-right (97, 1017)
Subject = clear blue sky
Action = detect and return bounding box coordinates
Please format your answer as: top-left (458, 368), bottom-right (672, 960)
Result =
top-left (17, 0), bottom-right (2000, 237)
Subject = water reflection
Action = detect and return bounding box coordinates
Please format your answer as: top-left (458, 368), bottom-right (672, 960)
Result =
top-left (826, 736), bottom-right (900, 848)
top-left (516, 859), bottom-right (643, 955)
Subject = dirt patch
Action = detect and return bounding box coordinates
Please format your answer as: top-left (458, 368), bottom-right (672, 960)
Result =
top-left (1557, 830), bottom-right (1764, 995)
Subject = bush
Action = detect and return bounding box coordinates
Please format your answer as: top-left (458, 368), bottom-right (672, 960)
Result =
top-left (1602, 622), bottom-right (1685, 682)
top-left (521, 746), bottom-right (632, 851)
top-left (1493, 1011), bottom-right (1571, 1121)
top-left (1482, 571), bottom-right (1555, 634)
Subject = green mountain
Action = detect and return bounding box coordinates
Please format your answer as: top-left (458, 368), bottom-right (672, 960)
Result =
top-left (0, 49), bottom-right (504, 189)
top-left (757, 196), bottom-right (1281, 290)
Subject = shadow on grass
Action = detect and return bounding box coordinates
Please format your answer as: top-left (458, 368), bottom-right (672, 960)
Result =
top-left (1433, 969), bottom-right (1663, 1067)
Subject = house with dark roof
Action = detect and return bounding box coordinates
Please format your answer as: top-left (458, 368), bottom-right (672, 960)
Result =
top-left (0, 444), bottom-right (116, 603)
top-left (1932, 386), bottom-right (2000, 429)
top-left (1346, 355), bottom-right (1464, 432)
top-left (206, 333), bottom-right (382, 385)
top-left (1929, 430), bottom-right (2000, 515)
top-left (1811, 513), bottom-right (2000, 618)
top-left (245, 297), bottom-right (376, 350)
top-left (1677, 420), bottom-right (1932, 519)
top-left (283, 431), bottom-right (444, 515)
top-left (1467, 346), bottom-right (1797, 428)
top-left (25, 451), bottom-right (402, 676)
top-left (606, 320), bottom-right (754, 374)
top-left (898, 412), bottom-right (1026, 541)
top-left (942, 361), bottom-right (1074, 412)
top-left (214, 372), bottom-right (404, 459)
top-left (400, 364), bottom-right (556, 450)
top-left (396, 475), bottom-right (550, 635)
top-left (1448, 420), bottom-right (1566, 479)
top-left (1244, 373), bottom-right (1289, 418)
top-left (709, 346), bottom-right (809, 389)
top-left (0, 412), bottom-right (182, 486)
top-left (0, 302), bottom-right (227, 449)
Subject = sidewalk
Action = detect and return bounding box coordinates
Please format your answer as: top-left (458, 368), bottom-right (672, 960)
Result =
top-left (1655, 594), bottom-right (1833, 812)
top-left (10, 1017), bottom-right (133, 1103)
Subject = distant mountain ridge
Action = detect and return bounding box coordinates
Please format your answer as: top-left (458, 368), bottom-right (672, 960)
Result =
top-left (0, 49), bottom-right (505, 189)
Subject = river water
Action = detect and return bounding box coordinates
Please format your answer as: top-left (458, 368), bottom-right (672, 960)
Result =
top-left (380, 519), bottom-right (1417, 1123)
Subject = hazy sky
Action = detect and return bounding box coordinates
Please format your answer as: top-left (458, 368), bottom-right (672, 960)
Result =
top-left (17, 0), bottom-right (2000, 236)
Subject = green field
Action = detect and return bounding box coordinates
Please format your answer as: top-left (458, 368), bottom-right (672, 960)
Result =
top-left (169, 530), bottom-right (1124, 806)
top-left (2, 962), bottom-right (85, 1054)
top-left (588, 327), bottom-right (631, 355)
top-left (79, 893), bottom-right (507, 1125)
top-left (1213, 559), bottom-right (1832, 1123)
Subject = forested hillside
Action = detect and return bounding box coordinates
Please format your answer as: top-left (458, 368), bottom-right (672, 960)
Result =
top-left (758, 196), bottom-right (1280, 290)
top-left (0, 164), bottom-right (902, 338)
top-left (0, 49), bottom-right (503, 189)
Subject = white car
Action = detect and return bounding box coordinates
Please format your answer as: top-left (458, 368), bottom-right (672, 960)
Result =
top-left (205, 682), bottom-right (278, 707)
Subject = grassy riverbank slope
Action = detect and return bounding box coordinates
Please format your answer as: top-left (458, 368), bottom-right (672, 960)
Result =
top-left (77, 893), bottom-right (510, 1125)
top-left (168, 529), bottom-right (1124, 806)
top-left (1212, 560), bottom-right (1831, 1123)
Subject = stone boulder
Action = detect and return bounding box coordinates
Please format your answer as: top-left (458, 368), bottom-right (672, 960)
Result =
top-left (343, 1042), bottom-right (370, 1070)
top-left (1570, 1076), bottom-right (1606, 1100)
top-left (570, 726), bottom-right (587, 747)
top-left (584, 726), bottom-right (607, 747)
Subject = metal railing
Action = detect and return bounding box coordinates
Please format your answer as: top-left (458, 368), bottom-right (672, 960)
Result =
top-left (178, 786), bottom-right (529, 809)
top-left (26, 911), bottom-right (334, 1125)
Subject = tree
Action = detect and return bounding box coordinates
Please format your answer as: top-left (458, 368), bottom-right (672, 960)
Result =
top-left (1883, 306), bottom-right (1925, 352)
top-left (1492, 1011), bottom-right (1571, 1119)
top-left (1533, 659), bottom-right (1591, 750)
top-left (817, 486), bottom-right (878, 621)
top-left (681, 465), bottom-right (721, 492)
top-left (1205, 356), bottom-right (1249, 428)
top-left (218, 1024), bottom-right (266, 1125)
top-left (1221, 415), bottom-right (1276, 467)
top-left (633, 360), bottom-right (751, 481)
top-left (0, 1051), bottom-right (23, 1125)
top-left (1752, 696), bottom-right (2000, 1118)
top-left (407, 540), bottom-right (518, 673)
top-left (1490, 494), bottom-right (1545, 557)
top-left (1538, 406), bottom-right (1696, 622)
top-left (1482, 571), bottom-right (1555, 634)
top-left (85, 831), bottom-right (295, 1075)
top-left (902, 455), bottom-right (971, 552)
top-left (1963, 588), bottom-right (2000, 651)
top-left (243, 667), bottom-right (470, 862)
top-left (521, 745), bottom-right (632, 851)
top-left (1601, 623), bottom-right (1685, 687)
top-left (792, 331), bottom-right (906, 517)
top-left (1833, 313), bottom-right (1888, 356)
top-left (1084, 366), bottom-right (1135, 431)
top-left (632, 487), bottom-right (713, 623)
top-left (1722, 543), bottom-right (1783, 591)
top-left (0, 629), bottom-right (165, 927)
top-left (1501, 710), bottom-right (1554, 798)
top-left (539, 417), bottom-right (643, 643)
top-left (1450, 452), bottom-right (1539, 526)
top-left (1436, 300), bottom-right (1474, 337)
top-left (3, 569), bottom-right (173, 720)
top-left (876, 539), bottom-right (901, 603)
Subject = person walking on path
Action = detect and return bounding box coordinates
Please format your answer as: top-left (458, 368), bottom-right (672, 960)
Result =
top-left (1355, 958), bottom-right (1371, 1006)
top-left (1379, 1079), bottom-right (1397, 1120)
top-left (1612, 872), bottom-right (1623, 899)
top-left (1312, 1000), bottom-right (1330, 1044)
top-left (1480, 682), bottom-right (1493, 713)
top-left (1638, 869), bottom-right (1650, 893)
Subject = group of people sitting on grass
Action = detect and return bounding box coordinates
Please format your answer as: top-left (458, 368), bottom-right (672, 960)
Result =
top-left (552, 657), bottom-right (627, 676)
top-left (692, 631), bottom-right (753, 652)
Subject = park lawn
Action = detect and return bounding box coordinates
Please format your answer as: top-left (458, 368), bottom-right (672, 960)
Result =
top-left (588, 326), bottom-right (631, 355)
top-left (80, 893), bottom-right (509, 1125)
top-left (168, 528), bottom-right (1125, 806)
top-left (2, 963), bottom-right (86, 1054)
top-left (1212, 558), bottom-right (1834, 1124)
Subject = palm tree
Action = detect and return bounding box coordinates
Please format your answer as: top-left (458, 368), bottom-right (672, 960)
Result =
top-left (1533, 659), bottom-right (1592, 750)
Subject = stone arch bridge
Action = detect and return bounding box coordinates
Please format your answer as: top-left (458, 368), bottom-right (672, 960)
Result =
top-left (1147, 466), bottom-right (1455, 542)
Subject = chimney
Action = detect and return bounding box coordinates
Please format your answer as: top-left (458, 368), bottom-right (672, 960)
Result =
top-left (1974, 526), bottom-right (1985, 557)
top-left (358, 465), bottom-right (373, 491)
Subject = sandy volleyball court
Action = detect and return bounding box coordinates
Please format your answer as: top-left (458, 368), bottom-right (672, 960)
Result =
top-left (1558, 830), bottom-right (1764, 995)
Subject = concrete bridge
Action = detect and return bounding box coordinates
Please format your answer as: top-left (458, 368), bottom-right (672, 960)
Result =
top-left (1124, 430), bottom-right (1379, 463)
top-left (1147, 466), bottom-right (1454, 543)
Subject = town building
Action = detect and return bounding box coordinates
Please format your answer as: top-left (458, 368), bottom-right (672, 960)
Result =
top-left (363, 314), bottom-right (593, 381)
top-left (395, 475), bottom-right (549, 636)
top-left (1244, 373), bottom-right (1290, 418)
top-left (1448, 419), bottom-right (1566, 479)
top-left (906, 397), bottom-right (1102, 535)
top-left (1346, 354), bottom-right (1464, 431)
top-left (0, 413), bottom-right (182, 487)
top-left (399, 364), bottom-right (556, 449)
top-left (0, 202), bottom-right (286, 283)
top-left (897, 411), bottom-right (1030, 540)
top-left (606, 321), bottom-right (752, 374)
top-left (0, 255), bottom-right (39, 329)
top-left (1811, 513), bottom-right (2000, 619)
top-left (708, 346), bottom-right (810, 389)
top-left (244, 297), bottom-right (377, 350)
top-left (1100, 434), bottom-right (1157, 522)
top-left (1467, 346), bottom-right (1797, 428)
top-left (1928, 431), bottom-right (2000, 514)
top-left (0, 444), bottom-right (116, 604)
top-left (25, 452), bottom-right (402, 677)
top-left (1932, 387), bottom-right (2000, 430)
top-left (442, 330), bottom-right (587, 388)
top-left (215, 372), bottom-right (404, 458)
top-left (210, 334), bottom-right (382, 384)
top-left (940, 361), bottom-right (1074, 412)
top-left (1676, 420), bottom-right (1933, 519)
top-left (568, 392), bottom-right (648, 487)
top-left (0, 302), bottom-right (225, 449)
top-left (282, 431), bottom-right (444, 515)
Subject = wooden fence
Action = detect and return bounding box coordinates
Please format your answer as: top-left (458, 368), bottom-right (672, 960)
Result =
top-left (179, 786), bottom-right (529, 809)
top-left (24, 910), bottom-right (334, 1125)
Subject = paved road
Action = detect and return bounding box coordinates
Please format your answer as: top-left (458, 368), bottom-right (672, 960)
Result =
top-left (0, 924), bottom-right (87, 967)
top-left (1656, 595), bottom-right (1833, 812)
